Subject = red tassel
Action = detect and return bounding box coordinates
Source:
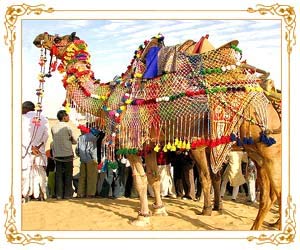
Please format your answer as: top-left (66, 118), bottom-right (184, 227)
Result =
top-left (51, 61), bottom-right (57, 72)
top-left (191, 141), bottom-right (197, 149)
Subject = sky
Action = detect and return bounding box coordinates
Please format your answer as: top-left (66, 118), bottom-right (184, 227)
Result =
top-left (22, 19), bottom-right (281, 118)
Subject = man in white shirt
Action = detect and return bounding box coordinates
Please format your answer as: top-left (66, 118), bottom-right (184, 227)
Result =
top-left (22, 101), bottom-right (49, 202)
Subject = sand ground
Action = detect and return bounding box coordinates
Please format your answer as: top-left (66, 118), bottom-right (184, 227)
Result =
top-left (21, 194), bottom-right (279, 231)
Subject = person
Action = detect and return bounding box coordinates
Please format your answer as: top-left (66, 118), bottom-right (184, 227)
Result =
top-left (45, 146), bottom-right (56, 198)
top-left (22, 101), bottom-right (49, 202)
top-left (193, 163), bottom-right (202, 200)
top-left (181, 152), bottom-right (196, 200)
top-left (170, 151), bottom-right (184, 198)
top-left (51, 110), bottom-right (77, 199)
top-left (220, 147), bottom-right (248, 201)
top-left (245, 157), bottom-right (257, 203)
top-left (148, 151), bottom-right (176, 198)
top-left (171, 151), bottom-right (196, 200)
top-left (75, 128), bottom-right (98, 198)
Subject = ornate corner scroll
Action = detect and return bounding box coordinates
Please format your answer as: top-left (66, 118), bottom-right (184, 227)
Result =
top-left (247, 196), bottom-right (296, 245)
top-left (4, 3), bottom-right (55, 246)
top-left (2, 2), bottom-right (297, 246)
top-left (248, 3), bottom-right (296, 55)
top-left (4, 196), bottom-right (54, 245)
top-left (247, 3), bottom-right (296, 246)
top-left (4, 3), bottom-right (54, 54)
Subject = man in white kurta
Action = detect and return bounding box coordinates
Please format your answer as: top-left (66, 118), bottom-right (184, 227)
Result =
top-left (220, 149), bottom-right (248, 201)
top-left (22, 101), bottom-right (49, 201)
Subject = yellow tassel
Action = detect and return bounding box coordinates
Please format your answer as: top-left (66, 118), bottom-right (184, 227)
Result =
top-left (65, 103), bottom-right (71, 114)
top-left (154, 144), bottom-right (160, 152)
top-left (171, 144), bottom-right (177, 151)
top-left (163, 145), bottom-right (168, 152)
top-left (167, 142), bottom-right (172, 150)
top-left (174, 138), bottom-right (179, 146)
top-left (177, 140), bottom-right (182, 149)
top-left (182, 141), bottom-right (186, 149)
top-left (186, 142), bottom-right (191, 150)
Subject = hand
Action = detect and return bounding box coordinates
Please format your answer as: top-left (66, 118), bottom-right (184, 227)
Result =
top-left (31, 146), bottom-right (41, 156)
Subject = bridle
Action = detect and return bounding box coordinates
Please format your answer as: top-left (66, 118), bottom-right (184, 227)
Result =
top-left (41, 32), bottom-right (70, 77)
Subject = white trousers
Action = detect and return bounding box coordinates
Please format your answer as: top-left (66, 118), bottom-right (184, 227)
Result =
top-left (220, 174), bottom-right (239, 200)
top-left (22, 164), bottom-right (47, 199)
top-left (247, 176), bottom-right (256, 202)
top-left (22, 166), bottom-right (31, 197)
top-left (148, 165), bottom-right (176, 197)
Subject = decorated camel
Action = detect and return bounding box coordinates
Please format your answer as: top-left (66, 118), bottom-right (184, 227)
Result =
top-left (33, 32), bottom-right (281, 230)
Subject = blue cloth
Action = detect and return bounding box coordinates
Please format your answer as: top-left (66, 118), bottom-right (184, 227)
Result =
top-left (75, 133), bottom-right (97, 163)
top-left (143, 46), bottom-right (161, 79)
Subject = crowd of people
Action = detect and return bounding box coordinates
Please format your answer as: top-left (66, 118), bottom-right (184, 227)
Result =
top-left (21, 101), bottom-right (258, 205)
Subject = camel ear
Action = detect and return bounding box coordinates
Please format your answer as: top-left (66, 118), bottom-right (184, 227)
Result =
top-left (69, 32), bottom-right (76, 41)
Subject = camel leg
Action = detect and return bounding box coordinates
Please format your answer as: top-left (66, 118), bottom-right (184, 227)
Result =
top-left (263, 156), bottom-right (282, 230)
top-left (267, 186), bottom-right (281, 229)
top-left (249, 147), bottom-right (281, 230)
top-left (144, 150), bottom-right (168, 216)
top-left (251, 166), bottom-right (272, 230)
top-left (211, 170), bottom-right (222, 211)
top-left (127, 155), bottom-right (150, 226)
top-left (191, 148), bottom-right (212, 216)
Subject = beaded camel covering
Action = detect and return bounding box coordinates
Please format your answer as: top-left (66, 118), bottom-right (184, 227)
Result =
top-left (54, 36), bottom-right (269, 173)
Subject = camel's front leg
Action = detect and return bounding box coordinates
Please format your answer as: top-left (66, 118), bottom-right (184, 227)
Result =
top-left (145, 150), bottom-right (168, 216)
top-left (211, 170), bottom-right (222, 211)
top-left (191, 148), bottom-right (212, 216)
top-left (127, 155), bottom-right (150, 226)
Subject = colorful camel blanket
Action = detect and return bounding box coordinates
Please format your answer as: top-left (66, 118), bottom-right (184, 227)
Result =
top-left (62, 39), bottom-right (269, 173)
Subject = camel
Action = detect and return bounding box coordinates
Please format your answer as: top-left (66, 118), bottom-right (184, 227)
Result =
top-left (33, 32), bottom-right (281, 230)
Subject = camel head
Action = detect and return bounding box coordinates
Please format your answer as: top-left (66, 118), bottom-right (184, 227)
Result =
top-left (33, 32), bottom-right (80, 59)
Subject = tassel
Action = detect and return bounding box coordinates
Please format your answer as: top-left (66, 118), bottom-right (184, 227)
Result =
top-left (259, 132), bottom-right (276, 146)
top-left (230, 133), bottom-right (236, 141)
top-left (236, 137), bottom-right (243, 147)
top-left (154, 144), bottom-right (160, 152)
top-left (242, 137), bottom-right (249, 145)
top-left (267, 137), bottom-right (276, 146)
top-left (170, 143), bottom-right (176, 151)
top-left (177, 140), bottom-right (182, 149)
top-left (248, 137), bottom-right (254, 144)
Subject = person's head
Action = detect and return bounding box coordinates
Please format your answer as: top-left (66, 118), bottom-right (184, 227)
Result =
top-left (56, 110), bottom-right (69, 122)
top-left (22, 101), bottom-right (35, 114)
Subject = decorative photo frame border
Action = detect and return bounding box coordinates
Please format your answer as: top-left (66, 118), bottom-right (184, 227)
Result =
top-left (1, 1), bottom-right (297, 247)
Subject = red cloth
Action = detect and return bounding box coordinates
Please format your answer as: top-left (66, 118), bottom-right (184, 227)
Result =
top-left (157, 151), bottom-right (170, 165)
